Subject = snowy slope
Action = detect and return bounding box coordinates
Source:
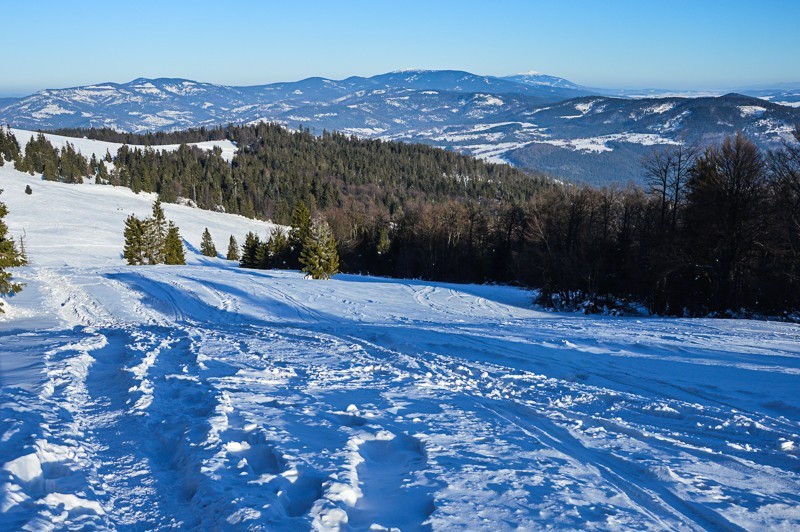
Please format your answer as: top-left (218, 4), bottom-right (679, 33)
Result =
top-left (1, 162), bottom-right (800, 530)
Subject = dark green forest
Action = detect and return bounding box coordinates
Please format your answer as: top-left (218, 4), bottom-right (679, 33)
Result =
top-left (2, 122), bottom-right (799, 317)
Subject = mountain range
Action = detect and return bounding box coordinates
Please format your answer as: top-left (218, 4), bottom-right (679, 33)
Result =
top-left (2, 70), bottom-right (799, 184)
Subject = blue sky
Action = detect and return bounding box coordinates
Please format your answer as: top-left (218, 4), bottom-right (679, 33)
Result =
top-left (3, 0), bottom-right (798, 95)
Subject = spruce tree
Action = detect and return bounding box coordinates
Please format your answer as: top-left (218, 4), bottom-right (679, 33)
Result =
top-left (300, 215), bottom-right (339, 280)
top-left (123, 215), bottom-right (146, 265)
top-left (163, 222), bottom-right (186, 265)
top-left (240, 231), bottom-right (260, 268)
top-left (267, 228), bottom-right (289, 269)
top-left (200, 227), bottom-right (217, 257)
top-left (144, 200), bottom-right (167, 264)
top-left (289, 202), bottom-right (312, 267)
top-left (0, 190), bottom-right (25, 311)
top-left (43, 155), bottom-right (59, 181)
top-left (0, 127), bottom-right (21, 166)
top-left (255, 239), bottom-right (270, 269)
top-left (226, 235), bottom-right (240, 261)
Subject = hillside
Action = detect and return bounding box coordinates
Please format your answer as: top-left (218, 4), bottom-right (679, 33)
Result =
top-left (1, 139), bottom-right (800, 530)
top-left (3, 71), bottom-right (799, 184)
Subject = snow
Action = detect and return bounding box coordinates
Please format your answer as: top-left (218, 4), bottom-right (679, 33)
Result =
top-left (738, 105), bottom-right (767, 117)
top-left (1, 154), bottom-right (800, 530)
top-left (537, 133), bottom-right (680, 153)
top-left (30, 104), bottom-right (75, 119)
top-left (473, 94), bottom-right (504, 106)
top-left (340, 127), bottom-right (387, 137)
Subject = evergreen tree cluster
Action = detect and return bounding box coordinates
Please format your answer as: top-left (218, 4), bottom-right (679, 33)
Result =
top-left (240, 228), bottom-right (292, 270)
top-left (50, 126), bottom-right (229, 146)
top-left (12, 133), bottom-right (90, 183)
top-left (240, 203), bottom-right (338, 279)
top-left (123, 200), bottom-right (185, 265)
top-left (0, 126), bottom-right (22, 166)
top-left (54, 122), bottom-right (548, 223)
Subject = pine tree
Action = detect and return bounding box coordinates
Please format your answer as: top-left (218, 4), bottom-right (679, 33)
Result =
top-left (0, 190), bottom-right (25, 311)
top-left (97, 160), bottom-right (110, 185)
top-left (300, 215), bottom-right (339, 280)
top-left (267, 228), bottom-right (290, 269)
top-left (226, 235), bottom-right (239, 261)
top-left (240, 231), bottom-right (260, 268)
top-left (123, 215), bottom-right (146, 265)
top-left (0, 126), bottom-right (21, 165)
top-left (289, 202), bottom-right (312, 267)
top-left (163, 222), bottom-right (186, 265)
top-left (144, 200), bottom-right (167, 264)
top-left (43, 154), bottom-right (59, 181)
top-left (200, 227), bottom-right (217, 257)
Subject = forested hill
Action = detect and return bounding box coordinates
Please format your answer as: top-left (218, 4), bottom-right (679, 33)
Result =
top-left (48, 123), bottom-right (549, 222)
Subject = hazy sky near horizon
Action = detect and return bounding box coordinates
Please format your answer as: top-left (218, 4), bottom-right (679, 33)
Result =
top-left (3, 0), bottom-right (798, 95)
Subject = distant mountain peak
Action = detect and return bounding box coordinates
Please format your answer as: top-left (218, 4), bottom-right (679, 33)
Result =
top-left (390, 68), bottom-right (432, 74)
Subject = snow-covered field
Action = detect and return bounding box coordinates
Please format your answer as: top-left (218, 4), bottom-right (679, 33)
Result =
top-left (1, 163), bottom-right (800, 530)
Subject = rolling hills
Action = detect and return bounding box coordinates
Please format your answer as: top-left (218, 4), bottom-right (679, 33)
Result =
top-left (2, 71), bottom-right (799, 184)
top-left (1, 139), bottom-right (799, 529)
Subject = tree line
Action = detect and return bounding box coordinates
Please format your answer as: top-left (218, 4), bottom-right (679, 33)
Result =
top-left (5, 122), bottom-right (800, 315)
top-left (0, 127), bottom-right (92, 183)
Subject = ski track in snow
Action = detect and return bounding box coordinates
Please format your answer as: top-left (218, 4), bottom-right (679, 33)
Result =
top-left (2, 265), bottom-right (799, 530)
top-left (1, 168), bottom-right (800, 529)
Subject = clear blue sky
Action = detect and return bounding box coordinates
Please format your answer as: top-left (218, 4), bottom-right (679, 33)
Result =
top-left (3, 0), bottom-right (798, 96)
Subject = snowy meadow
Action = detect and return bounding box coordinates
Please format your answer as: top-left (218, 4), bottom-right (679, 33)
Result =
top-left (1, 155), bottom-right (800, 530)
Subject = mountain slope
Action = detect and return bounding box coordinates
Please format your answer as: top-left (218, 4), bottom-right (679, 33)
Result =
top-left (2, 159), bottom-right (800, 529)
top-left (2, 72), bottom-right (799, 184)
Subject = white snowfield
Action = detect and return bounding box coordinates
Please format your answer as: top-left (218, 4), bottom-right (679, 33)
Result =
top-left (1, 162), bottom-right (800, 531)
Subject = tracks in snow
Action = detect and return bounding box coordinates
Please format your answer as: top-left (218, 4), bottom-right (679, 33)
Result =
top-left (3, 265), bottom-right (799, 530)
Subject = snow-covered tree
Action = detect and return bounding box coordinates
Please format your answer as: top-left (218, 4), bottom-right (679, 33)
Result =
top-left (200, 227), bottom-right (217, 257)
top-left (300, 215), bottom-right (339, 280)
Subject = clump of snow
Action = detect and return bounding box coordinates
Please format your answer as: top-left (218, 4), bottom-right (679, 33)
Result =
top-left (739, 105), bottom-right (767, 117)
top-left (537, 133), bottom-right (679, 153)
top-left (31, 104), bottom-right (75, 119)
top-left (473, 94), bottom-right (504, 106)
